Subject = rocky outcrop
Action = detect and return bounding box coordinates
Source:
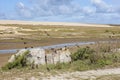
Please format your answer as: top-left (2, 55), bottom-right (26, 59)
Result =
top-left (8, 47), bottom-right (72, 65)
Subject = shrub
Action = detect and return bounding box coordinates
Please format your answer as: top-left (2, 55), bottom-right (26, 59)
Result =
top-left (2, 50), bottom-right (29, 70)
top-left (70, 47), bottom-right (95, 61)
top-left (112, 52), bottom-right (120, 62)
top-left (105, 30), bottom-right (109, 33)
top-left (100, 45), bottom-right (111, 53)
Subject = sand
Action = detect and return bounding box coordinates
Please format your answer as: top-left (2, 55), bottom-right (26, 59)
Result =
top-left (42, 68), bottom-right (120, 80)
top-left (0, 20), bottom-right (112, 27)
top-left (0, 53), bottom-right (13, 67)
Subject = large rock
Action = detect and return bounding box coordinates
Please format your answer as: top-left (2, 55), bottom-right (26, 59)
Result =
top-left (8, 48), bottom-right (46, 65)
top-left (27, 48), bottom-right (46, 65)
top-left (8, 47), bottom-right (71, 65)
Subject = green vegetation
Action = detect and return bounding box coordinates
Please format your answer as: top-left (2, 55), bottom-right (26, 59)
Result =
top-left (37, 46), bottom-right (120, 72)
top-left (54, 46), bottom-right (120, 71)
top-left (70, 46), bottom-right (95, 61)
top-left (1, 45), bottom-right (120, 72)
top-left (70, 47), bottom-right (120, 70)
top-left (2, 50), bottom-right (29, 70)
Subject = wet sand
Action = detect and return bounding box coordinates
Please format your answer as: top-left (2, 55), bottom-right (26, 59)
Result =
top-left (0, 38), bottom-right (110, 50)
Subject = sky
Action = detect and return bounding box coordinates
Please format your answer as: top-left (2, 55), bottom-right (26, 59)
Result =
top-left (0, 0), bottom-right (120, 24)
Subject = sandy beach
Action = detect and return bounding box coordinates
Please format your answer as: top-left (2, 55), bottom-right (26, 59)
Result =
top-left (0, 20), bottom-right (113, 27)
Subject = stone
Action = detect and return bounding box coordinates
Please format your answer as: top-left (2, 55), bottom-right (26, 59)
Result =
top-left (46, 48), bottom-right (71, 64)
top-left (8, 48), bottom-right (46, 65)
top-left (58, 49), bottom-right (71, 63)
top-left (27, 48), bottom-right (46, 65)
top-left (8, 49), bottom-right (27, 63)
top-left (46, 53), bottom-right (54, 64)
top-left (8, 47), bottom-right (71, 66)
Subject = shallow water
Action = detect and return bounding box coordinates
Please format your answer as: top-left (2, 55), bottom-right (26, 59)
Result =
top-left (0, 42), bottom-right (95, 54)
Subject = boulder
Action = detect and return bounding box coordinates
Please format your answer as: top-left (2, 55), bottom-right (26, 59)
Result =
top-left (8, 48), bottom-right (46, 65)
top-left (8, 47), bottom-right (71, 66)
top-left (27, 48), bottom-right (46, 65)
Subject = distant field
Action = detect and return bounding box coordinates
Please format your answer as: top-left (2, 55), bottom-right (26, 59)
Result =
top-left (0, 24), bottom-right (120, 39)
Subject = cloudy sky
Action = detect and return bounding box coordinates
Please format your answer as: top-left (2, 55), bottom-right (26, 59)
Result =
top-left (0, 0), bottom-right (120, 24)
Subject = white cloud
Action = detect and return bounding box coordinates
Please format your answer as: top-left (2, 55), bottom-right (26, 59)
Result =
top-left (82, 7), bottom-right (96, 16)
top-left (17, 2), bottom-right (25, 9)
top-left (16, 0), bottom-right (76, 17)
top-left (16, 2), bottom-right (32, 18)
top-left (12, 0), bottom-right (120, 24)
top-left (91, 0), bottom-right (114, 13)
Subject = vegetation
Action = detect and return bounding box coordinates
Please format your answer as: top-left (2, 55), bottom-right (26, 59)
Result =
top-left (50, 44), bottom-right (120, 71)
top-left (1, 50), bottom-right (29, 70)
top-left (0, 42), bottom-right (120, 79)
top-left (70, 46), bottom-right (120, 70)
top-left (1, 44), bottom-right (120, 72)
top-left (38, 46), bottom-right (120, 72)
top-left (96, 74), bottom-right (120, 80)
top-left (0, 24), bottom-right (120, 79)
top-left (70, 46), bottom-right (95, 61)
top-left (0, 24), bottom-right (120, 41)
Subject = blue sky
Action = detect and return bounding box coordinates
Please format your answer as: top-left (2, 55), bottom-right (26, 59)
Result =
top-left (0, 0), bottom-right (120, 24)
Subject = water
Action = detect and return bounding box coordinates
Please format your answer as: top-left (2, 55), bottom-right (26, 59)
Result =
top-left (0, 41), bottom-right (95, 54)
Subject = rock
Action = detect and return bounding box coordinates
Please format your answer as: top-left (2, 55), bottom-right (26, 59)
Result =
top-left (27, 48), bottom-right (46, 65)
top-left (8, 49), bottom-right (27, 63)
top-left (46, 53), bottom-right (54, 64)
top-left (8, 47), bottom-right (71, 66)
top-left (8, 55), bottom-right (15, 63)
top-left (59, 49), bottom-right (71, 63)
top-left (8, 48), bottom-right (46, 65)
top-left (46, 48), bottom-right (71, 64)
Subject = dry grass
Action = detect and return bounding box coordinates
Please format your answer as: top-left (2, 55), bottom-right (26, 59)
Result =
top-left (96, 74), bottom-right (120, 80)
top-left (0, 23), bottom-right (120, 50)
top-left (0, 24), bottom-right (120, 39)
